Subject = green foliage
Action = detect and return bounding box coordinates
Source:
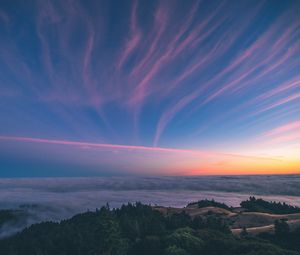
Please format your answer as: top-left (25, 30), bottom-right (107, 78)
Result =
top-left (188, 199), bottom-right (231, 210)
top-left (274, 219), bottom-right (290, 237)
top-left (240, 197), bottom-right (300, 214)
top-left (0, 210), bottom-right (17, 227)
top-left (240, 226), bottom-right (248, 238)
top-left (116, 202), bottom-right (166, 240)
top-left (165, 227), bottom-right (204, 255)
top-left (0, 202), bottom-right (299, 255)
top-left (165, 245), bottom-right (188, 255)
top-left (166, 211), bottom-right (191, 230)
top-left (0, 209), bottom-right (26, 227)
top-left (259, 225), bottom-right (300, 252)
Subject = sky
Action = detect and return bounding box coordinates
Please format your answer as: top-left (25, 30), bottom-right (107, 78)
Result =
top-left (0, 0), bottom-right (300, 177)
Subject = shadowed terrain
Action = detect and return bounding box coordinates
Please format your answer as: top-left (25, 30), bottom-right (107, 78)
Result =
top-left (0, 198), bottom-right (300, 255)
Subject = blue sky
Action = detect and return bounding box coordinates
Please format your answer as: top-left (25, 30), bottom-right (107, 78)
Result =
top-left (0, 0), bottom-right (300, 176)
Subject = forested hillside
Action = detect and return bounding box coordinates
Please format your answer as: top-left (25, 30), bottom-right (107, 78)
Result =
top-left (240, 197), bottom-right (300, 214)
top-left (0, 200), bottom-right (300, 255)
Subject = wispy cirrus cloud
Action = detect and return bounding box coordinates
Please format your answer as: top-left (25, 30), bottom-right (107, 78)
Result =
top-left (1, 0), bottom-right (300, 176)
top-left (254, 92), bottom-right (300, 115)
top-left (117, 0), bottom-right (141, 70)
top-left (153, 2), bottom-right (300, 145)
top-left (260, 120), bottom-right (300, 145)
top-left (253, 120), bottom-right (300, 148)
top-left (0, 135), bottom-right (210, 156)
top-left (263, 121), bottom-right (300, 137)
top-left (0, 135), bottom-right (285, 162)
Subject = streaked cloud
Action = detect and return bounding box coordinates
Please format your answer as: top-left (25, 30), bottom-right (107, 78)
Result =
top-left (260, 120), bottom-right (300, 145)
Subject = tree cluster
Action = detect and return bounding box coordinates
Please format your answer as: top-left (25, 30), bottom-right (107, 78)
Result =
top-left (240, 197), bottom-right (300, 214)
top-left (190, 199), bottom-right (231, 210)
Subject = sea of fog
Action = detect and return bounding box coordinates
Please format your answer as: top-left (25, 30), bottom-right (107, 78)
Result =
top-left (0, 175), bottom-right (300, 238)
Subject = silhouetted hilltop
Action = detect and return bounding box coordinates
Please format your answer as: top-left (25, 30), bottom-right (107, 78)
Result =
top-left (188, 199), bottom-right (232, 210)
top-left (240, 197), bottom-right (300, 214)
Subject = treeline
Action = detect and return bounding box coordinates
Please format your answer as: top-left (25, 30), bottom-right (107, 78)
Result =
top-left (240, 197), bottom-right (300, 214)
top-left (0, 210), bottom-right (26, 227)
top-left (189, 197), bottom-right (300, 214)
top-left (188, 199), bottom-right (231, 210)
top-left (0, 202), bottom-right (299, 255)
top-left (0, 210), bottom-right (17, 227)
top-left (259, 219), bottom-right (300, 252)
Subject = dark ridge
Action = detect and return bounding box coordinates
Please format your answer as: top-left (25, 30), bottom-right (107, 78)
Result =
top-left (188, 199), bottom-right (232, 210)
top-left (240, 197), bottom-right (300, 214)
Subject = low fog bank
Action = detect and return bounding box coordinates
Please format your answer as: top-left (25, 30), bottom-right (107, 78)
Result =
top-left (0, 204), bottom-right (72, 239)
top-left (0, 175), bottom-right (300, 238)
top-left (1, 175), bottom-right (300, 195)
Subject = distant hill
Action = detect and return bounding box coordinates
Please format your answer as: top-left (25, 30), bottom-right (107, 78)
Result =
top-left (240, 197), bottom-right (300, 214)
top-left (188, 199), bottom-right (232, 210)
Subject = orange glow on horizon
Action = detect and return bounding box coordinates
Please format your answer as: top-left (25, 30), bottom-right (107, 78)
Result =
top-left (0, 135), bottom-right (299, 176)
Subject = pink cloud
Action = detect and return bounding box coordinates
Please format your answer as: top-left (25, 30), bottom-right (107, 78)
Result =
top-left (263, 120), bottom-right (300, 137)
top-left (259, 120), bottom-right (300, 145)
top-left (153, 91), bottom-right (204, 146)
top-left (117, 0), bottom-right (141, 70)
top-left (129, 0), bottom-right (222, 106)
top-left (82, 26), bottom-right (104, 107)
top-left (256, 92), bottom-right (300, 114)
top-left (256, 76), bottom-right (300, 102)
top-left (201, 8), bottom-right (300, 101)
top-left (152, 4), bottom-right (272, 145)
top-left (0, 135), bottom-right (279, 163)
top-left (153, 7), bottom-right (300, 145)
top-left (0, 135), bottom-right (211, 156)
top-left (171, 1), bottom-right (225, 58)
top-left (263, 132), bottom-right (300, 145)
top-left (36, 0), bottom-right (61, 82)
top-left (129, 1), bottom-right (169, 79)
top-left (202, 23), bottom-right (300, 103)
